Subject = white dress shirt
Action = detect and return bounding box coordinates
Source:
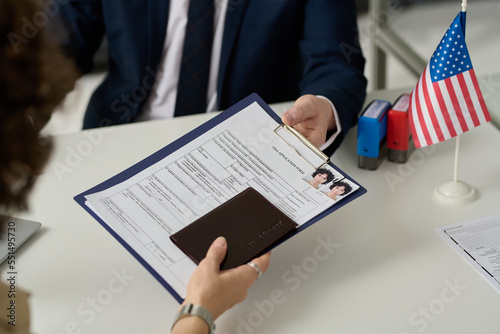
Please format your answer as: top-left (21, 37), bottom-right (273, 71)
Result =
top-left (138, 0), bottom-right (226, 121)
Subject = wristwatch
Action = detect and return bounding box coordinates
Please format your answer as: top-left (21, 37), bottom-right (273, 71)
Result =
top-left (172, 304), bottom-right (216, 334)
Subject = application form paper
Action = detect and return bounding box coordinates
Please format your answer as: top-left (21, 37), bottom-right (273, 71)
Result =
top-left (435, 214), bottom-right (500, 293)
top-left (75, 94), bottom-right (365, 302)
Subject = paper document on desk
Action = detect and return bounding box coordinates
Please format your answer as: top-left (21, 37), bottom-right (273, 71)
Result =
top-left (436, 215), bottom-right (500, 293)
top-left (75, 94), bottom-right (365, 302)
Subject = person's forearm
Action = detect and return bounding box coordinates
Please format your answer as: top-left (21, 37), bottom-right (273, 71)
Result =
top-left (171, 316), bottom-right (210, 334)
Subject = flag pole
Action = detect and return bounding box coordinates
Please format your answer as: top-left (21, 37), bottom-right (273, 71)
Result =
top-left (453, 136), bottom-right (459, 183)
top-left (453, 0), bottom-right (467, 183)
top-left (452, 1), bottom-right (466, 184)
top-left (431, 0), bottom-right (477, 206)
top-left (451, 0), bottom-right (466, 183)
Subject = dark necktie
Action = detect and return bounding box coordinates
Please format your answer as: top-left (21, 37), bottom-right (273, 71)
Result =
top-left (174, 0), bottom-right (214, 117)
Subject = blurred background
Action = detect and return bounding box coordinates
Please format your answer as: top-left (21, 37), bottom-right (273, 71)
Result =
top-left (41, 0), bottom-right (500, 135)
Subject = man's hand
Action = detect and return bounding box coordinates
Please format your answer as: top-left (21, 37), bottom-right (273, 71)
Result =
top-left (281, 94), bottom-right (336, 148)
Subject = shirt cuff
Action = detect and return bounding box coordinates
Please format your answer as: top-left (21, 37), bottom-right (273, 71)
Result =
top-left (316, 95), bottom-right (342, 152)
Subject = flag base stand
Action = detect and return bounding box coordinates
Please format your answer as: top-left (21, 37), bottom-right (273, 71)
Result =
top-left (432, 180), bottom-right (476, 206)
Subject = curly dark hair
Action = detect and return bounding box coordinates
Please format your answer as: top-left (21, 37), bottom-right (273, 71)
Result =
top-left (311, 168), bottom-right (335, 185)
top-left (329, 180), bottom-right (352, 196)
top-left (0, 0), bottom-right (77, 211)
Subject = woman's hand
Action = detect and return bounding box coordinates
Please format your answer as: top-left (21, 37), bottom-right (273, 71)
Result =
top-left (182, 236), bottom-right (271, 319)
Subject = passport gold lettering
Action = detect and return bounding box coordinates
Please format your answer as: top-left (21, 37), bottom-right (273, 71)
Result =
top-left (247, 221), bottom-right (284, 247)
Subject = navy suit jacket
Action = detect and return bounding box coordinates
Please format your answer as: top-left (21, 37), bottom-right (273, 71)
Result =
top-left (57, 0), bottom-right (367, 155)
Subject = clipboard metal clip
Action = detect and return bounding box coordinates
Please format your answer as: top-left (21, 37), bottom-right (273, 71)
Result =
top-left (274, 124), bottom-right (329, 170)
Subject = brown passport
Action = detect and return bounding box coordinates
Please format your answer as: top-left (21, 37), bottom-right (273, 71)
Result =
top-left (170, 187), bottom-right (298, 270)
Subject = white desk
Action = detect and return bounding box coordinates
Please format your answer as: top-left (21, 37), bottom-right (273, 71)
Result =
top-left (3, 89), bottom-right (500, 334)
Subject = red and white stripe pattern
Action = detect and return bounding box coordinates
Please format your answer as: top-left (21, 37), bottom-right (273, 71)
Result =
top-left (408, 12), bottom-right (491, 148)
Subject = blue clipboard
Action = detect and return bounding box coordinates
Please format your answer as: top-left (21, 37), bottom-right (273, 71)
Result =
top-left (74, 93), bottom-right (366, 303)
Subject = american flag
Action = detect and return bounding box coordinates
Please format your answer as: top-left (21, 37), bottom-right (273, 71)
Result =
top-left (408, 11), bottom-right (491, 148)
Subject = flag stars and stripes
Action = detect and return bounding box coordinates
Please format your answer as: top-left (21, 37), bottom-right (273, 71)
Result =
top-left (428, 18), bottom-right (473, 82)
top-left (407, 11), bottom-right (491, 148)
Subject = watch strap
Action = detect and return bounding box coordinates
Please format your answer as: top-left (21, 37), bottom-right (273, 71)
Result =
top-left (172, 304), bottom-right (215, 334)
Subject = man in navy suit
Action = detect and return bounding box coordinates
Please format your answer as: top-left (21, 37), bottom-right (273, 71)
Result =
top-left (56, 0), bottom-right (366, 155)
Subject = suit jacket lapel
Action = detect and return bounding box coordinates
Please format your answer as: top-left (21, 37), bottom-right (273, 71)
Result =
top-left (217, 0), bottom-right (250, 103)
